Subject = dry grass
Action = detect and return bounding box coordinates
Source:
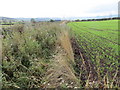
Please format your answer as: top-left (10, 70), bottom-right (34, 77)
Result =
top-left (42, 23), bottom-right (79, 88)
top-left (58, 28), bottom-right (74, 64)
top-left (43, 46), bottom-right (79, 88)
top-left (2, 21), bottom-right (80, 88)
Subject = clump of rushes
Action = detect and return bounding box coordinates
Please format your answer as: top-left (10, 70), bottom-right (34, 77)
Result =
top-left (2, 22), bottom-right (62, 88)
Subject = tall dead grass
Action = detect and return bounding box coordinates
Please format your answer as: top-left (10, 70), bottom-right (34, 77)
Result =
top-left (57, 26), bottom-right (74, 64)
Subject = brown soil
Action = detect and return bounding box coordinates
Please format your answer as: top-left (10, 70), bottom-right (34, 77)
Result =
top-left (70, 38), bottom-right (99, 87)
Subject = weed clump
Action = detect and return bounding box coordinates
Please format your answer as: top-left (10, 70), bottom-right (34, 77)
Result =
top-left (2, 22), bottom-right (61, 88)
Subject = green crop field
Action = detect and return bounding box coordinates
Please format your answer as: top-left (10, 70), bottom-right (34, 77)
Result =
top-left (68, 20), bottom-right (119, 60)
top-left (68, 20), bottom-right (119, 84)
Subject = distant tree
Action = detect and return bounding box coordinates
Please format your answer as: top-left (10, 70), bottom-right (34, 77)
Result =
top-left (9, 20), bottom-right (13, 25)
top-left (2, 20), bottom-right (7, 24)
top-left (21, 20), bottom-right (25, 24)
top-left (75, 19), bottom-right (80, 22)
top-left (50, 19), bottom-right (54, 22)
top-left (31, 18), bottom-right (36, 23)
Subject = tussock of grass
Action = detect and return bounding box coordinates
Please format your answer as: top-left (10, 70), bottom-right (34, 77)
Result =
top-left (40, 23), bottom-right (79, 88)
top-left (58, 29), bottom-right (74, 64)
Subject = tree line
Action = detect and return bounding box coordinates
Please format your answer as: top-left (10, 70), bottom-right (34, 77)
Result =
top-left (74, 17), bottom-right (120, 22)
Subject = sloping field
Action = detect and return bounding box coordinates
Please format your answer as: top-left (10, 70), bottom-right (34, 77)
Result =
top-left (68, 20), bottom-right (119, 88)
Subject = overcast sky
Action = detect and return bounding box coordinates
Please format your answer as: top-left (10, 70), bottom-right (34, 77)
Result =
top-left (0, 0), bottom-right (119, 18)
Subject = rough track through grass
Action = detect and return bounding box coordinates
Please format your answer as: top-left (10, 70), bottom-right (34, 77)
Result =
top-left (42, 22), bottom-right (79, 88)
top-left (43, 46), bottom-right (79, 88)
